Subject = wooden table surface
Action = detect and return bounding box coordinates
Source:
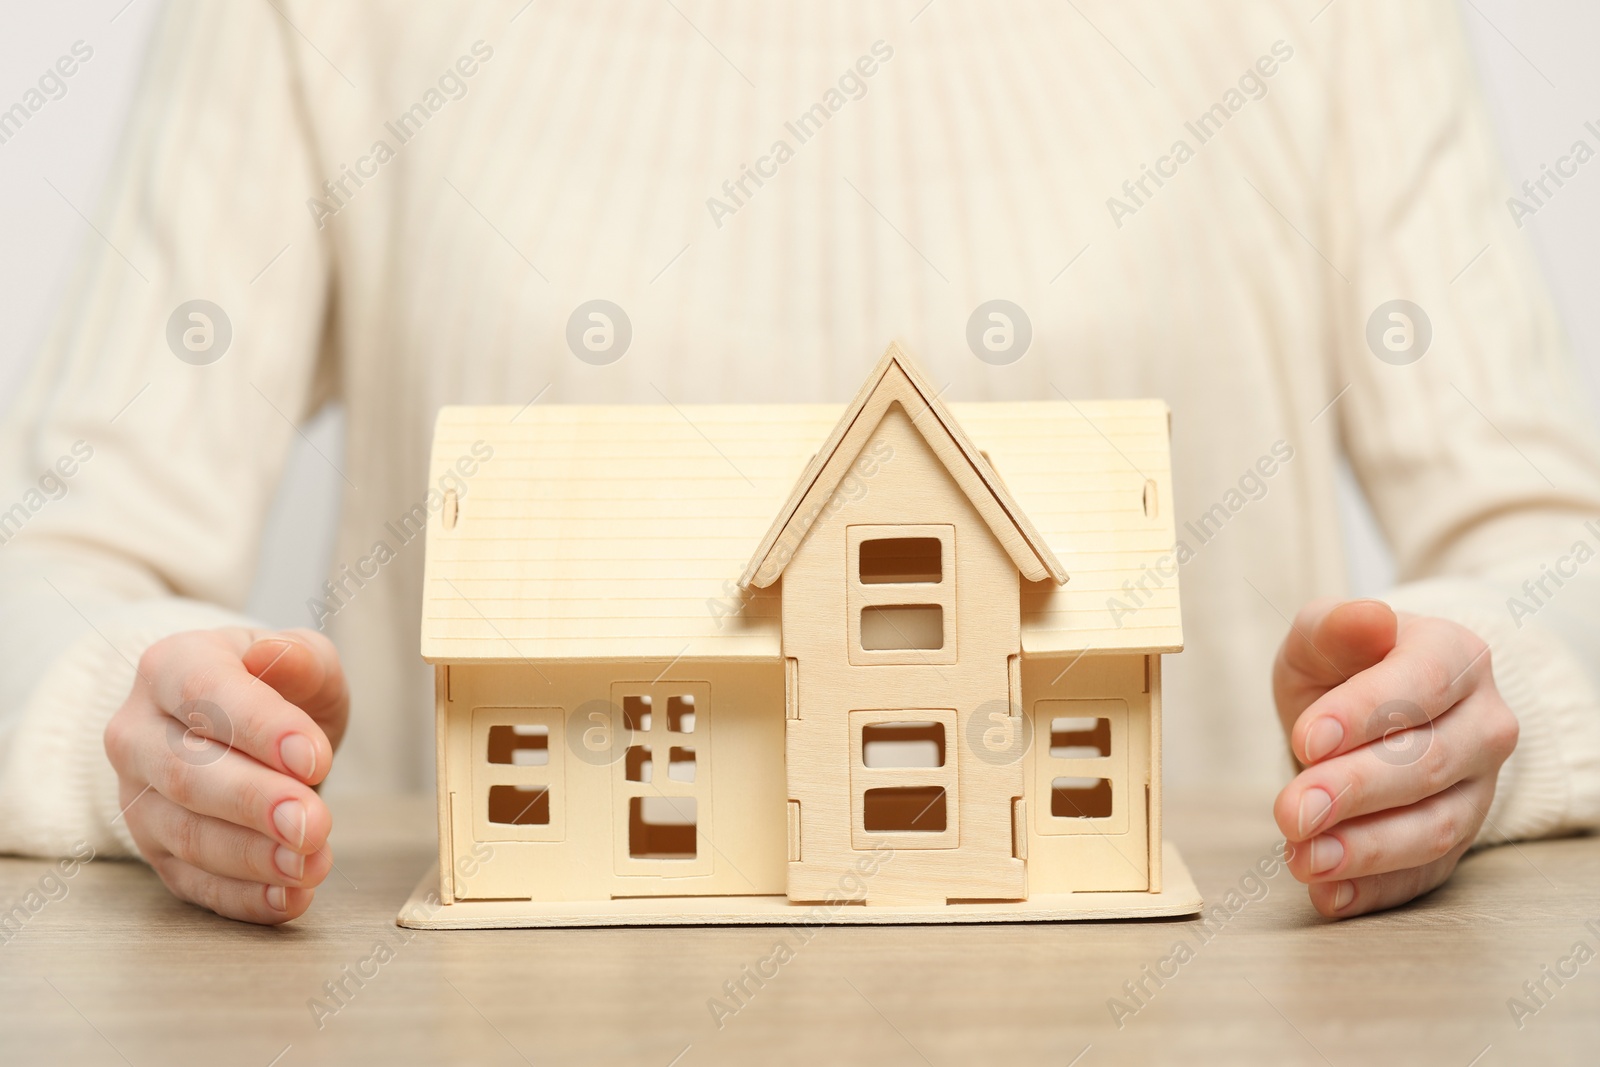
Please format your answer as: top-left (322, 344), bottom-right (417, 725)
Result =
top-left (1, 789), bottom-right (1595, 1066)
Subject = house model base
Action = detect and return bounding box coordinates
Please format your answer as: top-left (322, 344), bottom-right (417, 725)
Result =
top-left (399, 841), bottom-right (1201, 929)
top-left (405, 344), bottom-right (1200, 929)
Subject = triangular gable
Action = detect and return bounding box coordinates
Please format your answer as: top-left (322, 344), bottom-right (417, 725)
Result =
top-left (740, 343), bottom-right (1069, 589)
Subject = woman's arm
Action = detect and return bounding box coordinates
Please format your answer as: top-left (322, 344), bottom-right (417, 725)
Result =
top-left (0, 0), bottom-right (338, 877)
top-left (1274, 0), bottom-right (1600, 916)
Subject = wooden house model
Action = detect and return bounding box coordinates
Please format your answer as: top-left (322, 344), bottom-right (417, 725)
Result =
top-left (401, 344), bottom-right (1200, 928)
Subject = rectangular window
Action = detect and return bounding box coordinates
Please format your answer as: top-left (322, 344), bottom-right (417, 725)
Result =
top-left (667, 695), bottom-right (695, 732)
top-left (667, 747), bottom-right (697, 782)
top-left (486, 724), bottom-right (550, 766)
top-left (860, 604), bottom-right (944, 651)
top-left (471, 707), bottom-right (565, 843)
top-left (1049, 716), bottom-right (1110, 759)
top-left (859, 537), bottom-right (943, 583)
top-left (1032, 699), bottom-right (1128, 836)
top-left (861, 721), bottom-right (945, 768)
top-left (1050, 777), bottom-right (1112, 819)
top-left (488, 784), bottom-right (551, 826)
top-left (623, 695), bottom-right (652, 732)
top-left (847, 525), bottom-right (957, 666)
top-left (628, 796), bottom-right (697, 860)
top-left (862, 786), bottom-right (947, 832)
top-left (849, 709), bottom-right (959, 849)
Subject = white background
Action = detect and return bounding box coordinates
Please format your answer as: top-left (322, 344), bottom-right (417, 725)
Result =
top-left (1, 1), bottom-right (1597, 627)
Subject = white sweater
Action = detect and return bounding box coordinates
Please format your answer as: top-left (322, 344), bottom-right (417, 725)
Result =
top-left (2, 0), bottom-right (1598, 860)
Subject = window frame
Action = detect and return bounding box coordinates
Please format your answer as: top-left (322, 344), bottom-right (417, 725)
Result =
top-left (610, 680), bottom-right (714, 876)
top-left (1031, 698), bottom-right (1129, 836)
top-left (846, 524), bottom-right (958, 666)
top-left (471, 706), bottom-right (566, 842)
top-left (848, 708), bottom-right (961, 850)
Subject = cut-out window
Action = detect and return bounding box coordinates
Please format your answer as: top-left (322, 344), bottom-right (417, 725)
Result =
top-left (667, 695), bottom-right (695, 733)
top-left (629, 796), bottom-right (697, 859)
top-left (859, 537), bottom-right (943, 584)
top-left (1051, 777), bottom-right (1113, 819)
top-left (1033, 698), bottom-right (1129, 838)
top-left (613, 683), bottom-right (712, 876)
top-left (1050, 717), bottom-right (1111, 759)
top-left (861, 721), bottom-right (945, 768)
top-left (862, 786), bottom-right (947, 833)
top-left (623, 695), bottom-right (652, 732)
top-left (473, 708), bottom-right (564, 843)
top-left (486, 724), bottom-right (550, 766)
top-left (849, 709), bottom-right (959, 848)
top-left (847, 526), bottom-right (956, 667)
top-left (667, 747), bottom-right (696, 782)
top-left (487, 784), bottom-right (550, 826)
top-left (860, 604), bottom-right (944, 650)
top-left (624, 745), bottom-right (653, 783)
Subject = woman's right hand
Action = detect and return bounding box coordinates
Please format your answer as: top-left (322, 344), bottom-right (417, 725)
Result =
top-left (103, 627), bottom-right (349, 924)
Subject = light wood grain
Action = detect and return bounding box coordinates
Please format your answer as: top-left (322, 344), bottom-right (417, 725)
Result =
top-left (395, 841), bottom-right (1200, 928)
top-left (418, 394), bottom-right (1181, 663)
top-left (779, 402), bottom-right (1028, 905)
top-left (2, 790), bottom-right (1595, 1065)
top-left (743, 343), bottom-right (1064, 588)
top-left (425, 350), bottom-right (1179, 913)
top-left (437, 661), bottom-right (787, 904)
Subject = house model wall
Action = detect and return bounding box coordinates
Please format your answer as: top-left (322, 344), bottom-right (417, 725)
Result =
top-left (408, 344), bottom-right (1197, 928)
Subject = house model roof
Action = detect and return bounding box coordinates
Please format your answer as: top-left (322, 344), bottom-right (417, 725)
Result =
top-left (420, 348), bottom-right (1183, 664)
top-left (741, 346), bottom-right (1067, 589)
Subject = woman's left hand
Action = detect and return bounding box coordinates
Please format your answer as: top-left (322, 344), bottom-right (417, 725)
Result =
top-left (1271, 599), bottom-right (1520, 918)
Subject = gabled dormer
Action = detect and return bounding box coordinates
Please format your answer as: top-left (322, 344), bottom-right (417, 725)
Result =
top-left (741, 342), bottom-right (1068, 592)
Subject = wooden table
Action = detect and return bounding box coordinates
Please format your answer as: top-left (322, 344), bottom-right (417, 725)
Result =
top-left (1, 789), bottom-right (1595, 1065)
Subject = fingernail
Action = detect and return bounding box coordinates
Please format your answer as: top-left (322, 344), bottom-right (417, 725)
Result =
top-left (280, 734), bottom-right (318, 781)
top-left (1297, 787), bottom-right (1334, 837)
top-left (272, 800), bottom-right (307, 850)
top-left (274, 845), bottom-right (306, 880)
top-left (1304, 717), bottom-right (1344, 762)
top-left (1308, 835), bottom-right (1344, 874)
top-left (1331, 880), bottom-right (1356, 912)
top-left (266, 884), bottom-right (288, 911)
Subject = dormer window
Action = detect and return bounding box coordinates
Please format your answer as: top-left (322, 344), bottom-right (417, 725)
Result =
top-left (847, 525), bottom-right (957, 666)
